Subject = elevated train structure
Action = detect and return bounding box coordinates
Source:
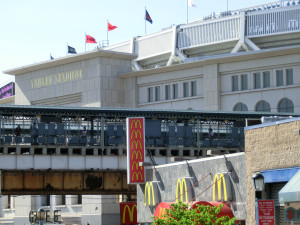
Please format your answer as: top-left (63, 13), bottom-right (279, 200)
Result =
top-left (0, 105), bottom-right (298, 156)
top-left (0, 106), bottom-right (299, 195)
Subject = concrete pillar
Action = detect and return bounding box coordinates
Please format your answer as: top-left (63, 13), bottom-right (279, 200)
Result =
top-left (42, 146), bottom-right (47, 155)
top-left (30, 146), bottom-right (34, 154)
top-left (55, 147), bottom-right (60, 155)
top-left (203, 64), bottom-right (220, 111)
top-left (16, 146), bottom-right (21, 154)
top-left (3, 146), bottom-right (8, 154)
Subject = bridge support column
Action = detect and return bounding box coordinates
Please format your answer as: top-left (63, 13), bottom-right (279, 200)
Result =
top-left (93, 148), bottom-right (98, 155)
top-left (68, 148), bottom-right (73, 155)
top-left (55, 147), bottom-right (60, 155)
top-left (201, 149), bottom-right (207, 157)
top-left (30, 146), bottom-right (34, 154)
top-left (106, 148), bottom-right (111, 155)
top-left (42, 146), bottom-right (47, 155)
top-left (16, 146), bottom-right (21, 154)
top-left (82, 147), bottom-right (86, 156)
top-left (178, 149), bottom-right (183, 157)
top-left (118, 149), bottom-right (124, 156)
top-left (189, 149), bottom-right (195, 157)
top-left (3, 146), bottom-right (8, 154)
top-left (154, 149), bottom-right (160, 156)
top-left (166, 149), bottom-right (172, 157)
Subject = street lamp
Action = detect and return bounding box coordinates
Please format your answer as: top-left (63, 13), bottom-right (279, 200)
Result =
top-left (252, 172), bottom-right (265, 198)
top-left (252, 172), bottom-right (265, 225)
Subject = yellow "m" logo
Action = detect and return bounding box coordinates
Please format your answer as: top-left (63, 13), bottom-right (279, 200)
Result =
top-left (131, 130), bottom-right (142, 139)
top-left (176, 178), bottom-right (191, 203)
top-left (122, 204), bottom-right (137, 223)
top-left (131, 140), bottom-right (142, 149)
top-left (132, 172), bottom-right (143, 181)
top-left (131, 119), bottom-right (142, 129)
top-left (213, 173), bottom-right (231, 201)
top-left (144, 182), bottom-right (156, 206)
top-left (131, 151), bottom-right (142, 160)
top-left (131, 161), bottom-right (140, 170)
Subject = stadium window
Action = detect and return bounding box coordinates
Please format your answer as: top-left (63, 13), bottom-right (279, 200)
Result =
top-left (263, 71), bottom-right (270, 88)
top-left (165, 85), bottom-right (171, 100)
top-left (254, 72), bottom-right (261, 89)
top-left (286, 69), bottom-right (293, 85)
top-left (241, 74), bottom-right (248, 90)
top-left (173, 83), bottom-right (178, 99)
top-left (278, 98), bottom-right (294, 113)
top-left (183, 82), bottom-right (189, 98)
top-left (276, 70), bottom-right (283, 86)
top-left (255, 100), bottom-right (271, 112)
top-left (155, 86), bottom-right (161, 101)
top-left (232, 75), bottom-right (238, 91)
top-left (147, 87), bottom-right (153, 102)
top-left (191, 81), bottom-right (197, 96)
top-left (233, 102), bottom-right (248, 111)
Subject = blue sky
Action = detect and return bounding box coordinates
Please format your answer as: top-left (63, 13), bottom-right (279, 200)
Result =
top-left (0, 0), bottom-right (273, 87)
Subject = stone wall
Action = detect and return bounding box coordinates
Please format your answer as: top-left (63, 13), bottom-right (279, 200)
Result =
top-left (245, 118), bottom-right (300, 224)
top-left (137, 153), bottom-right (247, 223)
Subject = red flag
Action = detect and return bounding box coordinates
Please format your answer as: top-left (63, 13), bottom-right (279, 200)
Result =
top-left (108, 22), bottom-right (117, 31)
top-left (86, 35), bottom-right (97, 43)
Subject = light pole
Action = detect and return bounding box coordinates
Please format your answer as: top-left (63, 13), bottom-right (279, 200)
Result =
top-left (252, 172), bottom-right (265, 225)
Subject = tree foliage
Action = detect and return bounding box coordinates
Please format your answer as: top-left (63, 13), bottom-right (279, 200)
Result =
top-left (153, 201), bottom-right (235, 225)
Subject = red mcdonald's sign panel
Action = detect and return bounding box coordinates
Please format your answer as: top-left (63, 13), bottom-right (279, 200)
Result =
top-left (120, 202), bottom-right (138, 225)
top-left (126, 117), bottom-right (145, 184)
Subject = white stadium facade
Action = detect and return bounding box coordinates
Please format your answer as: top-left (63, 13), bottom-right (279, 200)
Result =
top-left (1, 0), bottom-right (300, 224)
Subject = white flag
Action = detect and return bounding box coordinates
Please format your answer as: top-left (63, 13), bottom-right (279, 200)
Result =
top-left (188, 0), bottom-right (197, 7)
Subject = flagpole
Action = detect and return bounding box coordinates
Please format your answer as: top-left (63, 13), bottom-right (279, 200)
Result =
top-left (145, 7), bottom-right (147, 35)
top-left (107, 19), bottom-right (109, 46)
top-left (187, 0), bottom-right (189, 24)
top-left (85, 32), bottom-right (86, 52)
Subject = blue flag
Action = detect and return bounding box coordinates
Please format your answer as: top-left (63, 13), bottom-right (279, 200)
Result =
top-left (145, 9), bottom-right (153, 24)
top-left (50, 54), bottom-right (54, 60)
top-left (68, 45), bottom-right (77, 54)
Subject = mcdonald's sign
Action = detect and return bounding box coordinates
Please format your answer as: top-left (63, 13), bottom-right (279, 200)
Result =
top-left (126, 117), bottom-right (145, 184)
top-left (154, 202), bottom-right (172, 220)
top-left (213, 173), bottom-right (232, 201)
top-left (120, 202), bottom-right (137, 225)
top-left (131, 130), bottom-right (142, 139)
top-left (144, 181), bottom-right (160, 206)
top-left (176, 177), bottom-right (193, 203)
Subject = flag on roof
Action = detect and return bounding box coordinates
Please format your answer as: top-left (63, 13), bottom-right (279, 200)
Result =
top-left (68, 45), bottom-right (77, 54)
top-left (50, 54), bottom-right (54, 60)
top-left (86, 35), bottom-right (97, 43)
top-left (108, 22), bottom-right (117, 31)
top-left (188, 0), bottom-right (197, 7)
top-left (145, 9), bottom-right (153, 24)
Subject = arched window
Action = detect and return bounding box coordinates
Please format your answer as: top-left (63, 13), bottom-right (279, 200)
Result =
top-left (233, 102), bottom-right (248, 111)
top-left (255, 101), bottom-right (271, 112)
top-left (278, 98), bottom-right (294, 113)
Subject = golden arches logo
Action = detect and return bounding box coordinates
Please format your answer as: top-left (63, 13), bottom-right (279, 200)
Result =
top-left (213, 173), bottom-right (228, 201)
top-left (131, 130), bottom-right (142, 139)
top-left (144, 182), bottom-right (156, 206)
top-left (158, 207), bottom-right (166, 219)
top-left (131, 140), bottom-right (142, 149)
top-left (132, 172), bottom-right (143, 181)
top-left (122, 204), bottom-right (137, 223)
top-left (131, 161), bottom-right (140, 170)
top-left (131, 151), bottom-right (142, 160)
top-left (130, 119), bottom-right (142, 129)
top-left (176, 178), bottom-right (190, 203)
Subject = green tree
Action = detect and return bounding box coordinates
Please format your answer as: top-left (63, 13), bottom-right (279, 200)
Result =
top-left (153, 201), bottom-right (235, 225)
